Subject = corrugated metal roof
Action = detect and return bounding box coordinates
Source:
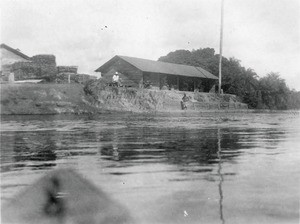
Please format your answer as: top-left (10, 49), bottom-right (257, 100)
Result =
top-left (96, 55), bottom-right (218, 80)
top-left (119, 55), bottom-right (218, 79)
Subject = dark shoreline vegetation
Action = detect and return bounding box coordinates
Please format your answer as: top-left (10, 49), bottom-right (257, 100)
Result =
top-left (159, 48), bottom-right (300, 110)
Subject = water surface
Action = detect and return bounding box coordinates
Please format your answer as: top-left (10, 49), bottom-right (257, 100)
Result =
top-left (1, 111), bottom-right (300, 223)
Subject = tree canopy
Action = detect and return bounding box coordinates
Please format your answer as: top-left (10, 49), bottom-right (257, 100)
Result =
top-left (158, 48), bottom-right (300, 109)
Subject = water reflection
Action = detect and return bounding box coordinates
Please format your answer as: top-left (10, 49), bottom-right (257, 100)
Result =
top-left (1, 119), bottom-right (289, 175)
top-left (1, 113), bottom-right (299, 224)
top-left (217, 128), bottom-right (225, 224)
top-left (99, 127), bottom-right (243, 169)
top-left (13, 133), bottom-right (57, 162)
top-left (1, 131), bottom-right (58, 172)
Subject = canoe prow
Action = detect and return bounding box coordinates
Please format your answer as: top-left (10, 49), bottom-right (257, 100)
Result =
top-left (2, 169), bottom-right (134, 224)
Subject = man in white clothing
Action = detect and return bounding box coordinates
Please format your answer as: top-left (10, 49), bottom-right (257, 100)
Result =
top-left (112, 72), bottom-right (120, 87)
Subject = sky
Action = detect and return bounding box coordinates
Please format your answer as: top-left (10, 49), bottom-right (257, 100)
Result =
top-left (1, 0), bottom-right (300, 90)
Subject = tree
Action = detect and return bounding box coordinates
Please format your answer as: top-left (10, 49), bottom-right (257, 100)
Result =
top-left (158, 50), bottom-right (192, 66)
top-left (158, 48), bottom-right (299, 110)
top-left (287, 90), bottom-right (300, 109)
top-left (159, 48), bottom-right (261, 108)
top-left (259, 73), bottom-right (290, 109)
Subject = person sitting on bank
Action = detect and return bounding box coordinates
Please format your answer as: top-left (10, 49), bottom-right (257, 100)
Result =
top-left (112, 72), bottom-right (120, 87)
top-left (181, 93), bottom-right (189, 110)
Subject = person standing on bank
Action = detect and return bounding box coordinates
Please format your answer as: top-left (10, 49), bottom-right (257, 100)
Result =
top-left (112, 72), bottom-right (120, 87)
top-left (181, 93), bottom-right (189, 110)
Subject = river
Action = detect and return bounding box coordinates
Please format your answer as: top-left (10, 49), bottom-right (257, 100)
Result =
top-left (1, 111), bottom-right (300, 224)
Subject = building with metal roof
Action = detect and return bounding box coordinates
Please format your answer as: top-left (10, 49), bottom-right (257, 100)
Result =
top-left (96, 55), bottom-right (218, 92)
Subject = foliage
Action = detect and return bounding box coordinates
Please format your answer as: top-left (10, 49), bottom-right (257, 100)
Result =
top-left (158, 48), bottom-right (300, 110)
top-left (287, 90), bottom-right (300, 109)
top-left (258, 73), bottom-right (289, 109)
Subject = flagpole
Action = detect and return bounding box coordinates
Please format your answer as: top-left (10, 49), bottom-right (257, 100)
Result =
top-left (218, 0), bottom-right (224, 95)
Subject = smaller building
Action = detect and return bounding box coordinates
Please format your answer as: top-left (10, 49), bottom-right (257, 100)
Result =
top-left (1, 43), bottom-right (93, 84)
top-left (1, 44), bottom-right (31, 81)
top-left (95, 55), bottom-right (218, 92)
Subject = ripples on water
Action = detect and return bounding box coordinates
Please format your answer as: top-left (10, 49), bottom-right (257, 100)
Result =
top-left (1, 111), bottom-right (300, 224)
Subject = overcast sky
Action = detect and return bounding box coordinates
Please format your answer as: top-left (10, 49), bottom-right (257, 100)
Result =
top-left (1, 0), bottom-right (299, 90)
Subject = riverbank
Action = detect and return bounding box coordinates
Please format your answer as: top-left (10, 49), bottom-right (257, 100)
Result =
top-left (0, 83), bottom-right (100, 115)
top-left (1, 83), bottom-right (248, 115)
top-left (86, 86), bottom-right (248, 112)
